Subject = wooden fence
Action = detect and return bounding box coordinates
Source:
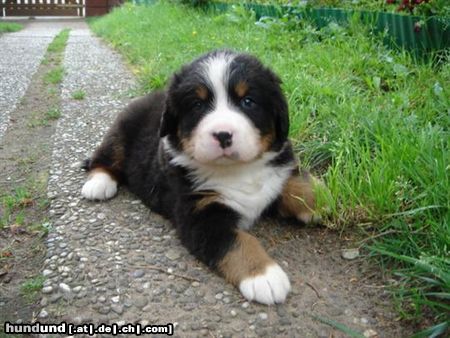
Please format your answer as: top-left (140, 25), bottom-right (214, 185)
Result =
top-left (0, 0), bottom-right (123, 16)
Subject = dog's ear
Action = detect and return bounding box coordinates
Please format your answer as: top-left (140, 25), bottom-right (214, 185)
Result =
top-left (270, 73), bottom-right (289, 143)
top-left (274, 93), bottom-right (289, 142)
top-left (159, 103), bottom-right (177, 137)
top-left (160, 74), bottom-right (181, 138)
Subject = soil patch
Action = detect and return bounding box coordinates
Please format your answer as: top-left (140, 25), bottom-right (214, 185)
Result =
top-left (0, 32), bottom-right (65, 328)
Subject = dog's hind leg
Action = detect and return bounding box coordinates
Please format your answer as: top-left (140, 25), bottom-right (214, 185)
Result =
top-left (278, 169), bottom-right (322, 224)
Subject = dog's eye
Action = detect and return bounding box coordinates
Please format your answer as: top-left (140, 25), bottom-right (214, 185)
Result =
top-left (192, 100), bottom-right (204, 110)
top-left (240, 97), bottom-right (255, 109)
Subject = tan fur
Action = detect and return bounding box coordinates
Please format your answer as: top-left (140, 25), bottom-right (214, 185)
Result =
top-left (235, 81), bottom-right (248, 98)
top-left (180, 135), bottom-right (195, 157)
top-left (91, 135), bottom-right (124, 182)
top-left (194, 192), bottom-right (220, 212)
top-left (196, 86), bottom-right (208, 100)
top-left (259, 131), bottom-right (275, 152)
top-left (279, 170), bottom-right (316, 223)
top-left (218, 230), bottom-right (274, 286)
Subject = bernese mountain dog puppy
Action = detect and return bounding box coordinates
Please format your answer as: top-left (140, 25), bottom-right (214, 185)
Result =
top-left (81, 50), bottom-right (319, 305)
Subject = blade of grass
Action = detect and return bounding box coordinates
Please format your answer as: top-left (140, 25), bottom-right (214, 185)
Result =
top-left (310, 314), bottom-right (365, 338)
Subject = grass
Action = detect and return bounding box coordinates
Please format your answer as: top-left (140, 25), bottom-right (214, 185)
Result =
top-left (89, 2), bottom-right (449, 333)
top-left (42, 29), bottom-right (70, 85)
top-left (20, 275), bottom-right (45, 303)
top-left (28, 108), bottom-right (61, 128)
top-left (0, 187), bottom-right (33, 229)
top-left (311, 314), bottom-right (365, 338)
top-left (45, 107), bottom-right (61, 120)
top-left (0, 22), bottom-right (23, 34)
top-left (71, 89), bottom-right (86, 100)
top-left (47, 28), bottom-right (70, 53)
top-left (43, 66), bottom-right (64, 85)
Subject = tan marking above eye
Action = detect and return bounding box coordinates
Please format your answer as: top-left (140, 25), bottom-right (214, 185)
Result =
top-left (196, 86), bottom-right (208, 100)
top-left (235, 81), bottom-right (249, 98)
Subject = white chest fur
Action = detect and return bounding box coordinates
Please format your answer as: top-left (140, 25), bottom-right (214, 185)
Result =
top-left (196, 161), bottom-right (292, 229)
top-left (168, 148), bottom-right (293, 229)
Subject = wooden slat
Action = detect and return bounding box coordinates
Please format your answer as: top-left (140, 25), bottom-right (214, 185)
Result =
top-left (86, 0), bottom-right (106, 7)
top-left (85, 6), bottom-right (106, 16)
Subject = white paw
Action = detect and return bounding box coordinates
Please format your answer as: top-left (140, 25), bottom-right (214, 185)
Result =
top-left (81, 172), bottom-right (117, 200)
top-left (239, 264), bottom-right (291, 305)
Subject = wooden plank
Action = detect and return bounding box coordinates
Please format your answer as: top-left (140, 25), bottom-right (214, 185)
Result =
top-left (85, 6), bottom-right (106, 16)
top-left (86, 0), bottom-right (107, 7)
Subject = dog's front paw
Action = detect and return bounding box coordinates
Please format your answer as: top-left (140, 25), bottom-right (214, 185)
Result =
top-left (239, 264), bottom-right (291, 305)
top-left (81, 171), bottom-right (117, 200)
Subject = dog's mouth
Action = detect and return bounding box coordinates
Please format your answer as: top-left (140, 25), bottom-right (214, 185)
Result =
top-left (209, 151), bottom-right (241, 165)
top-left (220, 148), bottom-right (240, 160)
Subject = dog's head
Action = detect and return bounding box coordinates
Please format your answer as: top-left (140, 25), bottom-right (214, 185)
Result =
top-left (161, 50), bottom-right (289, 166)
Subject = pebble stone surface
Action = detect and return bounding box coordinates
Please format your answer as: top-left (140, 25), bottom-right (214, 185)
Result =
top-left (32, 21), bottom-right (409, 338)
top-left (0, 21), bottom-right (65, 139)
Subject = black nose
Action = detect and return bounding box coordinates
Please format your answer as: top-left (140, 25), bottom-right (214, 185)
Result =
top-left (213, 131), bottom-right (233, 149)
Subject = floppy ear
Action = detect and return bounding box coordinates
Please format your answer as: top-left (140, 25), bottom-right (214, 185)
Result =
top-left (270, 73), bottom-right (289, 143)
top-left (274, 93), bottom-right (289, 142)
top-left (160, 72), bottom-right (184, 138)
top-left (159, 103), bottom-right (177, 138)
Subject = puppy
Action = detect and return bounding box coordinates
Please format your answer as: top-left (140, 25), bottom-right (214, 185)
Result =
top-left (81, 50), bottom-right (318, 305)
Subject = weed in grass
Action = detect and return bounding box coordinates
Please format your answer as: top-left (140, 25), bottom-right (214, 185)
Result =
top-left (20, 275), bottom-right (45, 303)
top-left (90, 3), bottom-right (450, 329)
top-left (43, 66), bottom-right (64, 85)
top-left (71, 89), bottom-right (86, 100)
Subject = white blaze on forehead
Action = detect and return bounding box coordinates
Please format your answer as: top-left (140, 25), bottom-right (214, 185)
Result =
top-left (201, 52), bottom-right (235, 106)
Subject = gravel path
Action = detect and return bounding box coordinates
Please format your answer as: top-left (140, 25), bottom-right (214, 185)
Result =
top-left (36, 22), bottom-right (410, 337)
top-left (0, 20), bottom-right (82, 140)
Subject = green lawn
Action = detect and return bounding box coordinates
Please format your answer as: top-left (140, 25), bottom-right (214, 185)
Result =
top-left (90, 2), bottom-right (449, 333)
top-left (0, 22), bottom-right (23, 33)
